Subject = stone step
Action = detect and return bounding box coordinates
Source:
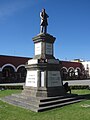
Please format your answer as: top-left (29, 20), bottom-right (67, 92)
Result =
top-left (0, 94), bottom-right (84, 112)
top-left (39, 94), bottom-right (78, 102)
top-left (12, 94), bottom-right (42, 102)
top-left (38, 99), bottom-right (83, 112)
top-left (12, 93), bottom-right (78, 102)
top-left (1, 97), bottom-right (38, 112)
top-left (4, 93), bottom-right (79, 104)
top-left (2, 95), bottom-right (40, 107)
top-left (2, 95), bottom-right (80, 107)
top-left (39, 96), bottom-right (82, 107)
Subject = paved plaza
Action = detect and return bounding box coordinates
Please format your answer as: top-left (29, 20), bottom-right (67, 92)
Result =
top-left (63, 79), bottom-right (90, 86)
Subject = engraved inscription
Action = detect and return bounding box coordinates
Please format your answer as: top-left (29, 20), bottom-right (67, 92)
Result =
top-left (48, 71), bottom-right (62, 87)
top-left (35, 42), bottom-right (41, 55)
top-left (25, 71), bottom-right (37, 87)
top-left (46, 43), bottom-right (52, 55)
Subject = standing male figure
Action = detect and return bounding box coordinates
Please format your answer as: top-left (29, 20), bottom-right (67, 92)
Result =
top-left (40, 8), bottom-right (49, 33)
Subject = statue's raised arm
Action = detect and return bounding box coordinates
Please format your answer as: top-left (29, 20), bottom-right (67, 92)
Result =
top-left (40, 8), bottom-right (49, 34)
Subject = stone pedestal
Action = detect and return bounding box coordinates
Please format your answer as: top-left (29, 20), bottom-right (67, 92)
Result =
top-left (22, 33), bottom-right (66, 97)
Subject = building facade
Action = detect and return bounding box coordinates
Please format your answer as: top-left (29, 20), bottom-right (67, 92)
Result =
top-left (0, 55), bottom-right (30, 83)
top-left (0, 55), bottom-right (86, 83)
top-left (81, 61), bottom-right (90, 78)
top-left (60, 61), bottom-right (86, 80)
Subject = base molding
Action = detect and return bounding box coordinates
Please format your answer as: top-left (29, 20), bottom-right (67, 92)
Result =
top-left (22, 86), bottom-right (66, 97)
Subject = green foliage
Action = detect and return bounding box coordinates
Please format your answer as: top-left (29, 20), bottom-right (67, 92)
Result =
top-left (72, 89), bottom-right (90, 95)
top-left (70, 85), bottom-right (89, 90)
top-left (0, 85), bottom-right (23, 90)
top-left (0, 85), bottom-right (89, 90)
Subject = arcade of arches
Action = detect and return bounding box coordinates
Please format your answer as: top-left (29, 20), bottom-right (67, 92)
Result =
top-left (60, 67), bottom-right (86, 80)
top-left (0, 55), bottom-right (29, 83)
top-left (0, 64), bottom-right (86, 83)
top-left (0, 65), bottom-right (26, 83)
top-left (0, 55), bottom-right (86, 83)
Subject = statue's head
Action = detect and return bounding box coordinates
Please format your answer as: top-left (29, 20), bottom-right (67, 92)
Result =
top-left (42, 8), bottom-right (45, 12)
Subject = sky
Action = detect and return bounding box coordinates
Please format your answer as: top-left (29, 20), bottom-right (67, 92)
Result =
top-left (0, 0), bottom-right (90, 61)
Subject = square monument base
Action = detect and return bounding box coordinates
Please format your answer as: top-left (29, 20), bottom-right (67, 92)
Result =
top-left (1, 91), bottom-right (82, 112)
top-left (22, 86), bottom-right (66, 97)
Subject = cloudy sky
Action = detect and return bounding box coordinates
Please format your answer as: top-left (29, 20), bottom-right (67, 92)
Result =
top-left (0, 0), bottom-right (90, 61)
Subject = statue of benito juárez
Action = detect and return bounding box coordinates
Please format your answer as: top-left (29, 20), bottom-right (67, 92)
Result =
top-left (40, 8), bottom-right (49, 34)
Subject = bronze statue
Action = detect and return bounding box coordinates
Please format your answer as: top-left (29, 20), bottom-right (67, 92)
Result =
top-left (40, 8), bottom-right (49, 33)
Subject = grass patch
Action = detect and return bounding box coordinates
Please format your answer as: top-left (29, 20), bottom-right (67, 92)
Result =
top-left (0, 90), bottom-right (22, 98)
top-left (0, 89), bottom-right (90, 120)
top-left (72, 89), bottom-right (90, 95)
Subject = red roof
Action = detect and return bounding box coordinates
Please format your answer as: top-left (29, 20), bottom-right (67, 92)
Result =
top-left (0, 55), bottom-right (30, 67)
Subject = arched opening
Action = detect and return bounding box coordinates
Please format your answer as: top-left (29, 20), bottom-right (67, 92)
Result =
top-left (75, 67), bottom-right (81, 79)
top-left (60, 67), bottom-right (68, 80)
top-left (17, 66), bottom-right (26, 82)
top-left (2, 66), bottom-right (15, 83)
top-left (68, 67), bottom-right (75, 79)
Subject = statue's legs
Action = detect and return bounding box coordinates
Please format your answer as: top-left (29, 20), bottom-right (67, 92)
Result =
top-left (40, 26), bottom-right (47, 34)
top-left (40, 26), bottom-right (43, 33)
top-left (44, 26), bottom-right (47, 33)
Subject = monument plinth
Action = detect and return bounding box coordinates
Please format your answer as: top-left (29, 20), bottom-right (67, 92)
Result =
top-left (33, 33), bottom-right (55, 59)
top-left (23, 33), bottom-right (66, 97)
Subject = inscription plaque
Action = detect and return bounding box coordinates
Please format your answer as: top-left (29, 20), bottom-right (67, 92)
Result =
top-left (48, 71), bottom-right (62, 87)
top-left (46, 43), bottom-right (52, 55)
top-left (35, 42), bottom-right (41, 55)
top-left (25, 71), bottom-right (37, 87)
